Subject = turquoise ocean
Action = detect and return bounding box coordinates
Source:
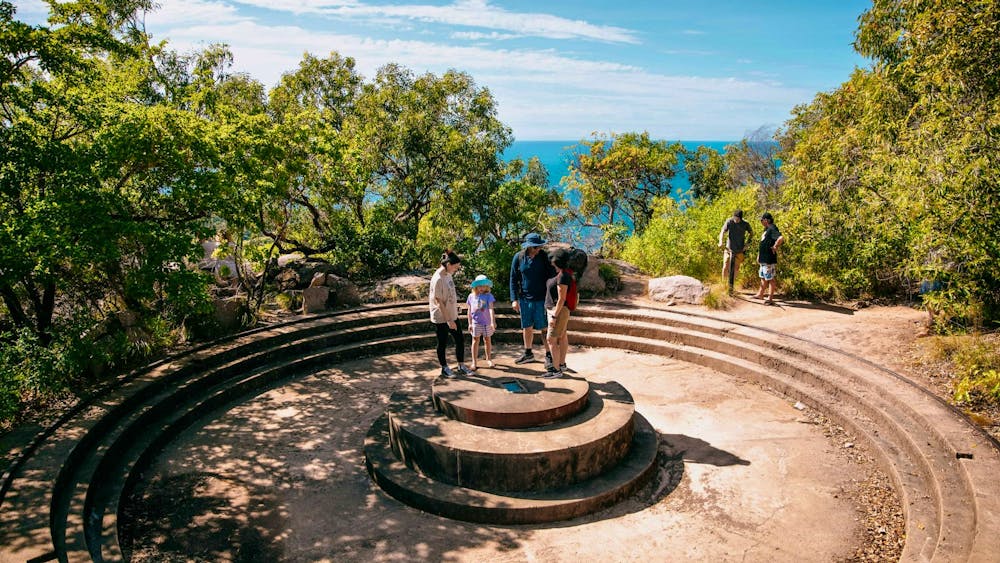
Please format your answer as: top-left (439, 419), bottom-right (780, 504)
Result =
top-left (504, 140), bottom-right (734, 249)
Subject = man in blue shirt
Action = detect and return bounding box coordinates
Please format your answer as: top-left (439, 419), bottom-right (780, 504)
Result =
top-left (509, 233), bottom-right (556, 367)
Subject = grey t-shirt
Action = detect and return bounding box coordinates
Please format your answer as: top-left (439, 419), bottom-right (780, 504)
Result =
top-left (720, 217), bottom-right (753, 253)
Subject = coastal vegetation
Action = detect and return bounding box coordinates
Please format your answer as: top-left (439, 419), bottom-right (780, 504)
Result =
top-left (2, 0), bottom-right (998, 428)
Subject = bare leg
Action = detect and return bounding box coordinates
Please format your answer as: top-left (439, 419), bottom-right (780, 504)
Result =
top-left (522, 327), bottom-right (533, 351)
top-left (470, 334), bottom-right (480, 368)
top-left (484, 336), bottom-right (493, 366)
top-left (754, 276), bottom-right (765, 299)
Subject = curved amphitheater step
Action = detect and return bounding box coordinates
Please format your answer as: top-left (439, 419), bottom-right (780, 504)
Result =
top-left (0, 301), bottom-right (997, 561)
top-left (571, 303), bottom-right (1000, 562)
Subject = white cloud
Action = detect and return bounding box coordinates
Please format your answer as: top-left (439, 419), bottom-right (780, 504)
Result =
top-left (228, 0), bottom-right (639, 43)
top-left (145, 0), bottom-right (248, 26)
top-left (451, 30), bottom-right (520, 41)
top-left (147, 13), bottom-right (804, 139)
top-left (11, 0), bottom-right (50, 21)
top-left (0, 0), bottom-right (798, 140)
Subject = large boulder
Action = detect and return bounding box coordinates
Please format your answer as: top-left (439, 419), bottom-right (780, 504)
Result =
top-left (274, 268), bottom-right (300, 291)
top-left (577, 261), bottom-right (606, 294)
top-left (648, 275), bottom-right (709, 305)
top-left (213, 297), bottom-right (246, 331)
top-left (311, 272), bottom-right (361, 307)
top-left (374, 274), bottom-right (431, 301)
top-left (276, 252), bottom-right (306, 268)
top-left (271, 256), bottom-right (341, 291)
top-left (302, 286), bottom-right (330, 314)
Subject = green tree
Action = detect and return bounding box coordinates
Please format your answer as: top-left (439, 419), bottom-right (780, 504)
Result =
top-left (357, 65), bottom-right (512, 225)
top-left (1, 1), bottom-right (266, 422)
top-left (565, 131), bottom-right (682, 254)
top-left (778, 0), bottom-right (1000, 326)
top-left (723, 127), bottom-right (782, 201)
top-left (263, 53), bottom-right (364, 257)
top-left (682, 145), bottom-right (727, 201)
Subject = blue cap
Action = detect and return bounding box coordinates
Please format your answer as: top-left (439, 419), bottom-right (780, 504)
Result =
top-left (521, 233), bottom-right (547, 248)
top-left (471, 275), bottom-right (493, 288)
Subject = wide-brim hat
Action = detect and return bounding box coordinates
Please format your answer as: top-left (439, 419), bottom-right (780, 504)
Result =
top-left (471, 275), bottom-right (493, 288)
top-left (521, 233), bottom-right (547, 248)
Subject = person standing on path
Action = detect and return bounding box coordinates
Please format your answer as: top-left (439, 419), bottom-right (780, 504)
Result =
top-left (466, 274), bottom-right (497, 370)
top-left (543, 249), bottom-right (574, 378)
top-left (753, 212), bottom-right (784, 304)
top-left (509, 233), bottom-right (556, 368)
top-left (718, 209), bottom-right (753, 294)
top-left (430, 250), bottom-right (474, 378)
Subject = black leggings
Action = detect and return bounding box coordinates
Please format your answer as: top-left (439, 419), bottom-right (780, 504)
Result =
top-left (435, 322), bottom-right (465, 366)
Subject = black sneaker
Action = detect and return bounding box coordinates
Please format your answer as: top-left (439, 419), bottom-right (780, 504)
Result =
top-left (543, 367), bottom-right (563, 379)
top-left (560, 362), bottom-right (568, 372)
top-left (514, 350), bottom-right (534, 364)
top-left (544, 351), bottom-right (554, 370)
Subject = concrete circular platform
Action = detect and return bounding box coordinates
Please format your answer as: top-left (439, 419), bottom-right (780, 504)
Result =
top-left (431, 369), bottom-right (590, 428)
top-left (121, 345), bottom-right (871, 562)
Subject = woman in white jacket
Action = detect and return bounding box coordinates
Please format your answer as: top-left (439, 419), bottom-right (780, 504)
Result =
top-left (429, 250), bottom-right (473, 378)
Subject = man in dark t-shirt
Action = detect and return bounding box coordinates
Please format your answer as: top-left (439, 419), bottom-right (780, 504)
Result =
top-left (754, 212), bottom-right (784, 304)
top-left (718, 209), bottom-right (753, 293)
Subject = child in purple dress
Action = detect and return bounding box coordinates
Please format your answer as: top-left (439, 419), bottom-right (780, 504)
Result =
top-left (466, 275), bottom-right (497, 370)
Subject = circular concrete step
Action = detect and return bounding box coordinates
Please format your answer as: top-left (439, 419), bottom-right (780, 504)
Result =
top-left (385, 380), bottom-right (637, 493)
top-left (431, 369), bottom-right (590, 428)
top-left (365, 410), bottom-right (659, 524)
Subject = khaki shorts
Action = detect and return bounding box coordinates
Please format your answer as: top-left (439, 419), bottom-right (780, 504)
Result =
top-left (546, 307), bottom-right (570, 339)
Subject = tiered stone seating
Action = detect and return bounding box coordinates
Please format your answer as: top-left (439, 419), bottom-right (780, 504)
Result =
top-left (0, 300), bottom-right (997, 562)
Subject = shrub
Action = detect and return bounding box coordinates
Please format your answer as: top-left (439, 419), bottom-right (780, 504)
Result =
top-left (275, 292), bottom-right (302, 311)
top-left (940, 335), bottom-right (1000, 408)
top-left (702, 284), bottom-right (734, 310)
top-left (623, 186), bottom-right (759, 287)
top-left (598, 262), bottom-right (622, 294)
top-left (927, 334), bottom-right (1000, 409)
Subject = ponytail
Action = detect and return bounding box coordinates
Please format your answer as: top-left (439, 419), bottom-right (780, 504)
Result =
top-left (440, 249), bottom-right (461, 266)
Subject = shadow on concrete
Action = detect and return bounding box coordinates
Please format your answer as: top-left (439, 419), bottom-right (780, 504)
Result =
top-left (121, 472), bottom-right (285, 562)
top-left (749, 298), bottom-right (856, 315)
top-left (661, 434), bottom-right (751, 467)
top-left (122, 352), bottom-right (531, 562)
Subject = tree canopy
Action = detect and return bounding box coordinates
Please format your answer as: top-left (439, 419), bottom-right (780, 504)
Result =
top-left (564, 132), bottom-right (682, 253)
top-left (0, 0), bottom-right (558, 425)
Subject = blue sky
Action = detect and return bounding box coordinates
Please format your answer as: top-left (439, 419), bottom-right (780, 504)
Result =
top-left (14, 0), bottom-right (871, 140)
